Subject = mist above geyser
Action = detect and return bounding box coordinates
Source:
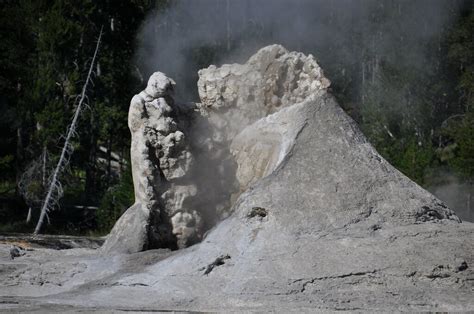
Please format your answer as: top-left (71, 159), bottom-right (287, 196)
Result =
top-left (135, 0), bottom-right (464, 101)
top-left (133, 0), bottom-right (471, 222)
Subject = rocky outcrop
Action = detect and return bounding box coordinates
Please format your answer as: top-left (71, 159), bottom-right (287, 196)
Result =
top-left (197, 45), bottom-right (330, 142)
top-left (101, 72), bottom-right (202, 253)
top-left (104, 46), bottom-right (340, 253)
top-left (3, 45), bottom-right (473, 312)
top-left (193, 45), bottom-right (333, 206)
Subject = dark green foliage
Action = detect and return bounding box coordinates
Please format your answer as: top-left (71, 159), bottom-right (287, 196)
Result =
top-left (352, 2), bottom-right (474, 189)
top-left (0, 0), bottom-right (160, 234)
top-left (444, 7), bottom-right (474, 183)
top-left (96, 161), bottom-right (134, 233)
top-left (445, 112), bottom-right (474, 181)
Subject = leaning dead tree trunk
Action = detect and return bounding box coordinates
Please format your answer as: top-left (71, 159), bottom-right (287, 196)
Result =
top-left (34, 27), bottom-right (103, 234)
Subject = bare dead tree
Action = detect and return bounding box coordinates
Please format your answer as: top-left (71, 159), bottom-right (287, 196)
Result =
top-left (34, 27), bottom-right (103, 234)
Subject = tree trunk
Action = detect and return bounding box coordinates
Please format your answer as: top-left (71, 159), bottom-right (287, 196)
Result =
top-left (226, 0), bottom-right (231, 51)
top-left (34, 27), bottom-right (103, 234)
top-left (468, 182), bottom-right (472, 218)
top-left (106, 136), bottom-right (112, 185)
top-left (361, 61), bottom-right (366, 103)
top-left (85, 112), bottom-right (98, 201)
top-left (15, 126), bottom-right (23, 189)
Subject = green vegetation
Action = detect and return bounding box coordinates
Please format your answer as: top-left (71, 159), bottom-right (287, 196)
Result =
top-left (0, 1), bottom-right (472, 234)
top-left (96, 161), bottom-right (135, 233)
top-left (0, 0), bottom-right (164, 234)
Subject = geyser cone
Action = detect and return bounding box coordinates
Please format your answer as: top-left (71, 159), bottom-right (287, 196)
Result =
top-left (77, 45), bottom-right (474, 311)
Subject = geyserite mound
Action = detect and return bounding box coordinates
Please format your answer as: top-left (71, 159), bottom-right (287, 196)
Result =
top-left (3, 45), bottom-right (472, 312)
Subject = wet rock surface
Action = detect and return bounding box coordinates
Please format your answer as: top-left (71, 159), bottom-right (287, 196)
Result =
top-left (1, 45), bottom-right (474, 312)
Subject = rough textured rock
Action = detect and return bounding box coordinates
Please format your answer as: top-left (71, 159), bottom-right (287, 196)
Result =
top-left (2, 45), bottom-right (474, 312)
top-left (100, 203), bottom-right (149, 254)
top-left (101, 72), bottom-right (201, 253)
top-left (198, 44), bottom-right (330, 143)
top-left (193, 44), bottom-right (332, 209)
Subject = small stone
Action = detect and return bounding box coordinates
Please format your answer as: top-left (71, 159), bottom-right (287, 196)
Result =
top-left (455, 259), bottom-right (468, 272)
top-left (248, 207), bottom-right (268, 218)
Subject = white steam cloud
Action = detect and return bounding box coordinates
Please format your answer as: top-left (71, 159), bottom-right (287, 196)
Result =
top-left (135, 0), bottom-right (464, 100)
top-left (134, 0), bottom-right (471, 222)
